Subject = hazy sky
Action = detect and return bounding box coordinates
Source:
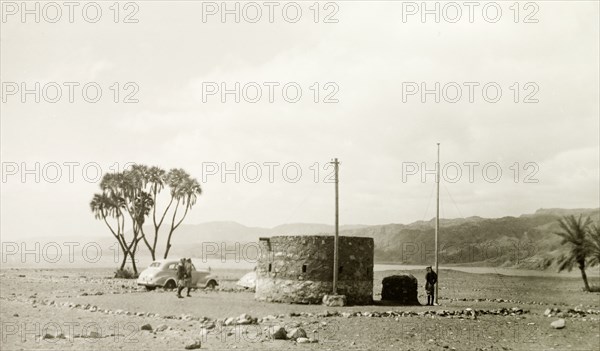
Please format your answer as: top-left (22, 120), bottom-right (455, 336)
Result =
top-left (1, 1), bottom-right (599, 240)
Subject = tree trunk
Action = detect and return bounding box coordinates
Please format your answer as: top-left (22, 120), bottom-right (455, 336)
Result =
top-left (130, 236), bottom-right (142, 275)
top-left (579, 262), bottom-right (590, 291)
top-left (163, 234), bottom-right (173, 259)
top-left (140, 231), bottom-right (154, 260)
top-left (119, 250), bottom-right (129, 270)
top-left (131, 256), bottom-right (138, 275)
top-left (151, 230), bottom-right (158, 261)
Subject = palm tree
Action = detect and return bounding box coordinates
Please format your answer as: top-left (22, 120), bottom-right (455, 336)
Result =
top-left (163, 169), bottom-right (202, 259)
top-left (93, 165), bottom-right (202, 265)
top-left (90, 192), bottom-right (129, 270)
top-left (554, 215), bottom-right (593, 291)
top-left (145, 166), bottom-right (169, 260)
top-left (119, 166), bottom-right (156, 274)
top-left (93, 170), bottom-right (153, 275)
top-left (586, 224), bottom-right (600, 268)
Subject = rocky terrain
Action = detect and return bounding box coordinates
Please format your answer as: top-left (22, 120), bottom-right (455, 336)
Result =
top-left (1, 267), bottom-right (598, 350)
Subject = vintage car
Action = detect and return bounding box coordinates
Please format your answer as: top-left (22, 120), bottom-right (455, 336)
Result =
top-left (137, 259), bottom-right (218, 291)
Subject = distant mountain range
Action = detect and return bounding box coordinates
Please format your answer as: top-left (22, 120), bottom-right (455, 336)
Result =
top-left (135, 208), bottom-right (599, 269)
top-left (5, 208), bottom-right (599, 270)
top-left (344, 208), bottom-right (600, 269)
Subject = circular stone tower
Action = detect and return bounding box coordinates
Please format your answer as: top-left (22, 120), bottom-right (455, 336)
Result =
top-left (254, 235), bottom-right (374, 305)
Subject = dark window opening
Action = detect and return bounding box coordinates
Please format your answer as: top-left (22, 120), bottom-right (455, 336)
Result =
top-left (268, 264), bottom-right (272, 272)
top-left (302, 264), bottom-right (307, 273)
top-left (339, 266), bottom-right (344, 274)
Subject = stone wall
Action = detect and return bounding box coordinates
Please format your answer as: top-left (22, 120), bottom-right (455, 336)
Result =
top-left (255, 235), bottom-right (374, 305)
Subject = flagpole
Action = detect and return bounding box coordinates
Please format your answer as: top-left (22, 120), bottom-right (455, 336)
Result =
top-left (435, 143), bottom-right (440, 305)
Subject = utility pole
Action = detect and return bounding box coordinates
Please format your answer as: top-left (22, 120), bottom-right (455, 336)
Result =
top-left (330, 158), bottom-right (340, 294)
top-left (435, 143), bottom-right (440, 305)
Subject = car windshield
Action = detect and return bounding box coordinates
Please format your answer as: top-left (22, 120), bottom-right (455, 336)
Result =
top-left (149, 262), bottom-right (161, 268)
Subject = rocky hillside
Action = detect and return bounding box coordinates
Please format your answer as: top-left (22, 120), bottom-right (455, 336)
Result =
top-left (341, 208), bottom-right (600, 269)
top-left (162, 208), bottom-right (599, 269)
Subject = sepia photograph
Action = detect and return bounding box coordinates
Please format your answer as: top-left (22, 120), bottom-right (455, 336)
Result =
top-left (1, 1), bottom-right (599, 350)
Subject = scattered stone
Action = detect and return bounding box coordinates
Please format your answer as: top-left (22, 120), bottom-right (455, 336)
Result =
top-left (201, 321), bottom-right (216, 330)
top-left (184, 339), bottom-right (202, 349)
top-left (297, 337), bottom-right (311, 343)
top-left (317, 310), bottom-right (334, 318)
top-left (322, 294), bottom-right (346, 307)
top-left (42, 333), bottom-right (54, 339)
top-left (270, 326), bottom-right (287, 340)
top-left (287, 328), bottom-right (307, 340)
top-left (237, 314), bottom-right (253, 325)
top-left (141, 324), bottom-right (152, 331)
top-left (155, 324), bottom-right (168, 332)
top-left (544, 308), bottom-right (552, 316)
top-left (551, 319), bottom-right (565, 329)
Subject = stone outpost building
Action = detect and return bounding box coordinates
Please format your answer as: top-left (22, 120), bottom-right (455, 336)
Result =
top-left (255, 235), bottom-right (374, 305)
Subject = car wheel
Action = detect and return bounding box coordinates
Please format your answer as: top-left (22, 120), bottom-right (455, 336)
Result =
top-left (145, 286), bottom-right (156, 291)
top-left (164, 280), bottom-right (176, 290)
top-left (206, 280), bottom-right (217, 290)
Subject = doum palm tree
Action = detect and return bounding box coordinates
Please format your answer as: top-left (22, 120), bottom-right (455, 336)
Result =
top-left (586, 224), bottom-right (600, 268)
top-left (554, 215), bottom-right (593, 291)
top-left (163, 169), bottom-right (202, 259)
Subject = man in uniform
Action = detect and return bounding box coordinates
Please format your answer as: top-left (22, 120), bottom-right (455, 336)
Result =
top-left (425, 266), bottom-right (438, 306)
top-left (176, 258), bottom-right (186, 298)
top-left (185, 258), bottom-right (193, 297)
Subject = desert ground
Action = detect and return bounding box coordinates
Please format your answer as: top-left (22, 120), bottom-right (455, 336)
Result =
top-left (1, 268), bottom-right (598, 351)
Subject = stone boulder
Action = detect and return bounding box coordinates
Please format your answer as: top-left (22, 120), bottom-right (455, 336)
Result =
top-left (185, 339), bottom-right (202, 349)
top-left (551, 319), bottom-right (565, 329)
top-left (269, 326), bottom-right (287, 340)
top-left (381, 274), bottom-right (420, 305)
top-left (286, 327), bottom-right (307, 340)
top-left (323, 294), bottom-right (346, 307)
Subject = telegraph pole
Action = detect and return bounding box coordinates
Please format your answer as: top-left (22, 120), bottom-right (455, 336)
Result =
top-left (331, 158), bottom-right (340, 294)
top-left (435, 143), bottom-right (440, 305)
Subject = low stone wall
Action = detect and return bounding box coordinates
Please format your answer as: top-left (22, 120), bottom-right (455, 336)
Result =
top-left (255, 235), bottom-right (374, 305)
top-left (255, 278), bottom-right (373, 305)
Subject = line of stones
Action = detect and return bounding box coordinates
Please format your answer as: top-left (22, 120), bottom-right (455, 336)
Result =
top-left (4, 295), bottom-right (537, 326)
top-left (443, 297), bottom-right (599, 309)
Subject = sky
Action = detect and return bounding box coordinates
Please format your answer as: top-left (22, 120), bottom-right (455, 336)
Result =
top-left (1, 1), bottom-right (599, 240)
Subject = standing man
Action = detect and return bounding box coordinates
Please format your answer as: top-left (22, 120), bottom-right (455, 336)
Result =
top-left (185, 258), bottom-right (193, 297)
top-left (176, 258), bottom-right (186, 298)
top-left (425, 266), bottom-right (438, 306)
